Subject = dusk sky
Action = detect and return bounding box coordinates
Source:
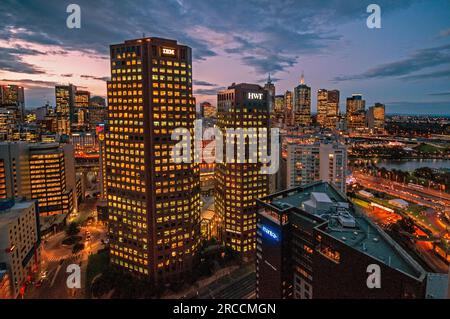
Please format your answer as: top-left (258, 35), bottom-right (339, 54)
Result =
top-left (0, 0), bottom-right (449, 114)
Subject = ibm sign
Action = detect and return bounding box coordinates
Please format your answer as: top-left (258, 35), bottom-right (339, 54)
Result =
top-left (162, 47), bottom-right (176, 56)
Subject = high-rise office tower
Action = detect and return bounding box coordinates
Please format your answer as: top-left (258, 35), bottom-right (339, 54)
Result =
top-left (0, 85), bottom-right (25, 123)
top-left (74, 90), bottom-right (90, 129)
top-left (215, 83), bottom-right (269, 259)
top-left (273, 95), bottom-right (284, 125)
top-left (293, 73), bottom-right (311, 126)
top-left (367, 103), bottom-right (385, 131)
top-left (316, 89), bottom-right (328, 126)
top-left (0, 142), bottom-right (76, 216)
top-left (88, 96), bottom-right (107, 130)
top-left (106, 37), bottom-right (200, 282)
top-left (317, 89), bottom-right (339, 129)
top-left (286, 142), bottom-right (347, 193)
top-left (325, 90), bottom-right (339, 129)
top-left (284, 90), bottom-right (293, 126)
top-left (346, 94), bottom-right (365, 114)
top-left (274, 95), bottom-right (284, 114)
top-left (55, 84), bottom-right (76, 135)
top-left (28, 143), bottom-right (76, 216)
top-left (264, 74), bottom-right (276, 114)
top-left (346, 94), bottom-right (366, 131)
top-left (0, 142), bottom-right (32, 200)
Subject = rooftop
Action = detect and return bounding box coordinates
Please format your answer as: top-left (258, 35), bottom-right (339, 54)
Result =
top-left (261, 182), bottom-right (427, 281)
top-left (0, 200), bottom-right (35, 229)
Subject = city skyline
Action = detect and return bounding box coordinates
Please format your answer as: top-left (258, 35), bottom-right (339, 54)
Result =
top-left (0, 1), bottom-right (449, 303)
top-left (0, 1), bottom-right (449, 115)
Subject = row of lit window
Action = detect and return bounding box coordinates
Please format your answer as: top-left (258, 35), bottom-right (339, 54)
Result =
top-left (112, 68), bottom-right (142, 74)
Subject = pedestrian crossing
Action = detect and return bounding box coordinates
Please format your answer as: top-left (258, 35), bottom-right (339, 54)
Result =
top-left (45, 252), bottom-right (83, 264)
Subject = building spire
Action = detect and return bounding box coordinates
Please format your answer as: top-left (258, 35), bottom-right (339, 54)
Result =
top-left (267, 73), bottom-right (272, 84)
top-left (300, 71), bottom-right (305, 85)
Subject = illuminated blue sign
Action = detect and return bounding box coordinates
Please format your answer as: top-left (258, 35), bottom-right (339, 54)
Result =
top-left (261, 225), bottom-right (279, 241)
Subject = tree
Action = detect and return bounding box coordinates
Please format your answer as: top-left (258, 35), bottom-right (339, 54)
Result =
top-left (393, 217), bottom-right (415, 235)
top-left (66, 222), bottom-right (80, 237)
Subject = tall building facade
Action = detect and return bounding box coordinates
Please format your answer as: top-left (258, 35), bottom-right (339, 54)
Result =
top-left (284, 90), bottom-right (293, 127)
top-left (28, 143), bottom-right (76, 216)
top-left (316, 89), bottom-right (328, 126)
top-left (106, 37), bottom-right (200, 283)
top-left (0, 142), bottom-right (76, 216)
top-left (88, 96), bottom-right (107, 130)
top-left (0, 84), bottom-right (25, 122)
top-left (74, 90), bottom-right (90, 129)
top-left (256, 182), bottom-right (442, 299)
top-left (215, 83), bottom-right (269, 259)
top-left (0, 199), bottom-right (41, 298)
top-left (317, 89), bottom-right (339, 129)
top-left (286, 142), bottom-right (347, 193)
top-left (0, 142), bottom-right (31, 200)
top-left (273, 95), bottom-right (284, 126)
top-left (293, 74), bottom-right (311, 126)
top-left (367, 103), bottom-right (385, 131)
top-left (346, 94), bottom-right (366, 131)
top-left (325, 90), bottom-right (339, 129)
top-left (55, 84), bottom-right (76, 135)
top-left (0, 109), bottom-right (16, 141)
top-left (264, 75), bottom-right (276, 114)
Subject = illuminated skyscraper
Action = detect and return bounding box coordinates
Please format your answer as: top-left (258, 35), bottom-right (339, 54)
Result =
top-left (367, 103), bottom-right (385, 131)
top-left (346, 94), bottom-right (366, 131)
top-left (106, 37), bottom-right (200, 283)
top-left (215, 83), bottom-right (269, 259)
top-left (293, 73), bottom-right (311, 126)
top-left (0, 142), bottom-right (76, 216)
top-left (0, 84), bottom-right (25, 122)
top-left (317, 89), bottom-right (339, 129)
top-left (273, 95), bottom-right (284, 126)
top-left (28, 143), bottom-right (76, 216)
top-left (284, 90), bottom-right (293, 126)
top-left (74, 90), bottom-right (90, 129)
top-left (325, 90), bottom-right (339, 129)
top-left (317, 89), bottom-right (328, 126)
top-left (88, 96), bottom-right (107, 130)
top-left (55, 84), bottom-right (76, 135)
